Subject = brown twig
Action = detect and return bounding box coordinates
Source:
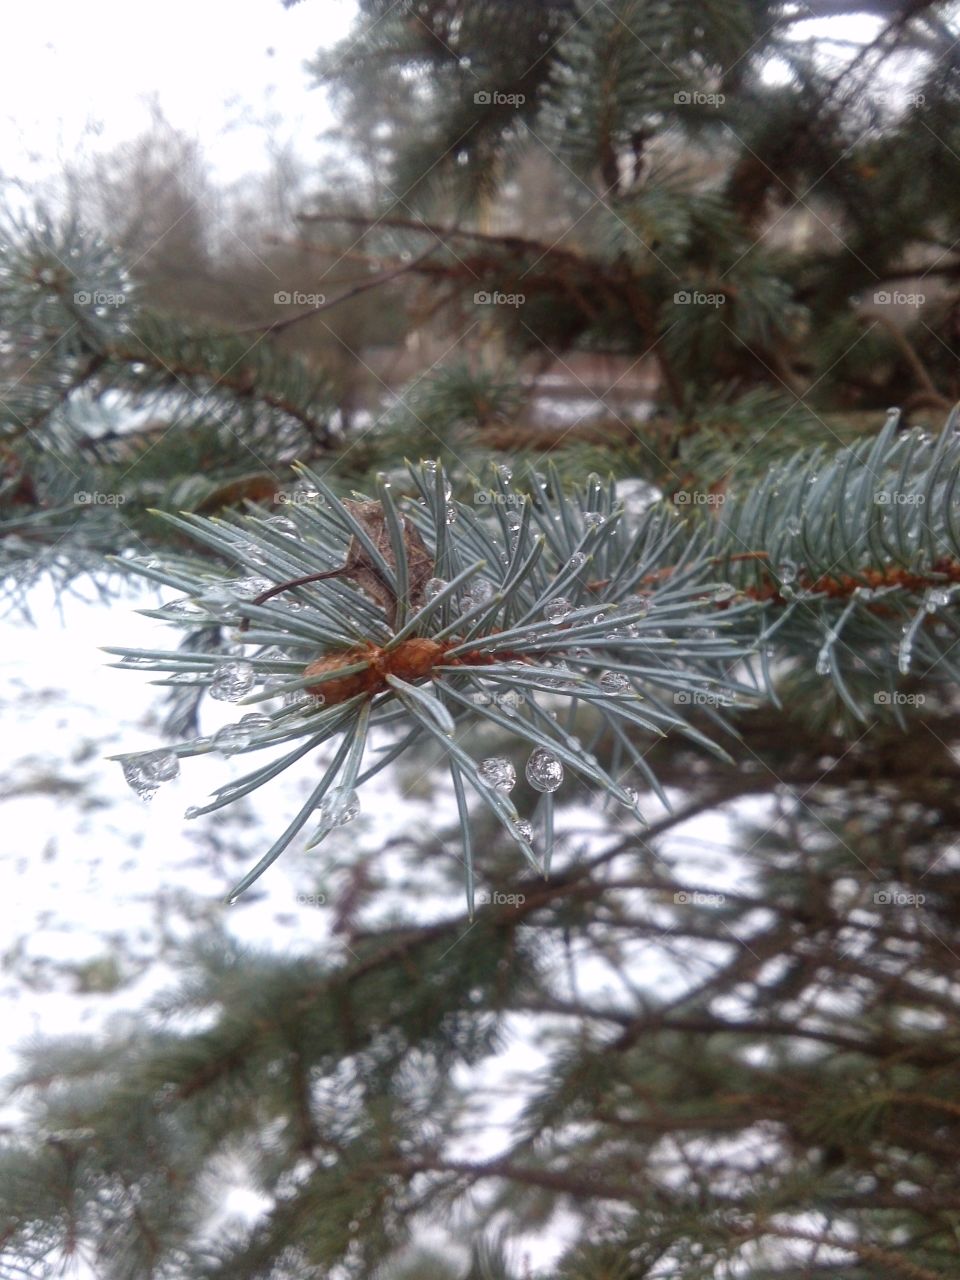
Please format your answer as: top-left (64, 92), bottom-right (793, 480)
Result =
top-left (863, 312), bottom-right (953, 414)
top-left (230, 245), bottom-right (439, 337)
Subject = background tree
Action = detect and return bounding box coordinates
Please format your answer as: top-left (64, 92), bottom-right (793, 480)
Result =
top-left (2, 2), bottom-right (960, 1278)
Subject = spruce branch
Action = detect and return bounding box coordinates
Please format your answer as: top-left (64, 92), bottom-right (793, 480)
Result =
top-left (106, 458), bottom-right (757, 906)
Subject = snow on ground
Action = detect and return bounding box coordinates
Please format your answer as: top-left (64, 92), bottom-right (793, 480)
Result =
top-left (0, 573), bottom-right (761, 1271)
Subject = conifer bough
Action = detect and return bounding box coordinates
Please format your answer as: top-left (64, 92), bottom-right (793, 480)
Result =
top-left (107, 459), bottom-right (757, 909)
top-left (106, 417), bottom-right (960, 909)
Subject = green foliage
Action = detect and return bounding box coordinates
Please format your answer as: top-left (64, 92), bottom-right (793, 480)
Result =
top-left (106, 458), bottom-right (755, 905)
top-left (4, 3), bottom-right (960, 1277)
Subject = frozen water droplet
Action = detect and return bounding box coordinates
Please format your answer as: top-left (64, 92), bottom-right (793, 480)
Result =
top-left (568, 551), bottom-right (587, 569)
top-left (786, 518), bottom-right (802, 536)
top-left (233, 575), bottom-right (273, 597)
top-left (815, 650), bottom-right (832, 676)
top-left (184, 805), bottom-right (203, 819)
top-left (544, 597), bottom-right (571, 624)
top-left (197, 583), bottom-right (240, 618)
top-left (322, 786), bottom-right (360, 827)
top-left (599, 670), bottom-right (629, 693)
top-left (712, 583), bottom-right (736, 602)
top-left (425, 577), bottom-right (447, 600)
top-left (210, 660), bottom-right (256, 702)
top-left (777, 560), bottom-right (797, 585)
top-left (444, 503), bottom-right (457, 525)
top-left (622, 593), bottom-right (651, 615)
top-left (513, 819), bottom-right (534, 843)
top-left (120, 750), bottom-right (179, 800)
top-left (464, 579), bottom-right (494, 609)
top-left (478, 757), bottom-right (516, 793)
top-left (239, 540), bottom-right (268, 566)
top-left (584, 512), bottom-right (603, 529)
top-left (239, 713), bottom-right (272, 733)
top-left (161, 596), bottom-right (204, 618)
top-left (497, 464), bottom-right (512, 481)
top-left (263, 516), bottom-right (297, 536)
top-left (212, 723), bottom-right (251, 755)
top-left (925, 588), bottom-right (951, 611)
top-left (525, 747), bottom-right (564, 793)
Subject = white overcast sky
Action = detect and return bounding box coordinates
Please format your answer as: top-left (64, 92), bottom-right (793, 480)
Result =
top-left (0, 2), bottom-right (890, 197)
top-left (0, 0), bottom-right (357, 188)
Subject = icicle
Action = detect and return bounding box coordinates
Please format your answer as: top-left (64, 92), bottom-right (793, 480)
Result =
top-left (899, 608), bottom-right (927, 674)
top-left (321, 787), bottom-right (360, 827)
top-left (120, 750), bottom-right (179, 801)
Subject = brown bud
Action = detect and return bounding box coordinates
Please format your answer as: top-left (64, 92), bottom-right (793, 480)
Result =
top-left (303, 637), bottom-right (449, 706)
